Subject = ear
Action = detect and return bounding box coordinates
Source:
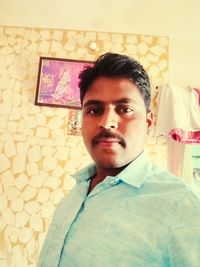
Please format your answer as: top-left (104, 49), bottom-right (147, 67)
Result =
top-left (146, 111), bottom-right (153, 129)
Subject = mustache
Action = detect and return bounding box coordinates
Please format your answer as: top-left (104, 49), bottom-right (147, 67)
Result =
top-left (92, 129), bottom-right (126, 148)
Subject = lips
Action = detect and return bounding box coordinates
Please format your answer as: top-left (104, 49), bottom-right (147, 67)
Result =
top-left (94, 138), bottom-right (121, 150)
top-left (95, 138), bottom-right (121, 144)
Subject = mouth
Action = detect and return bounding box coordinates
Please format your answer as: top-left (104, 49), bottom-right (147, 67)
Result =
top-left (94, 138), bottom-right (122, 147)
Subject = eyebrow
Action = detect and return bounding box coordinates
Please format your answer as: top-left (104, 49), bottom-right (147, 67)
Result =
top-left (83, 98), bottom-right (135, 108)
top-left (83, 100), bottom-right (104, 108)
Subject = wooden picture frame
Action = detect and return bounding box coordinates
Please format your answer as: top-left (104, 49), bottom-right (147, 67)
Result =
top-left (35, 56), bottom-right (93, 109)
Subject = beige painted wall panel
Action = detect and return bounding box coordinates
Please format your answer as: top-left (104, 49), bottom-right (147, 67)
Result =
top-left (0, 25), bottom-right (169, 266)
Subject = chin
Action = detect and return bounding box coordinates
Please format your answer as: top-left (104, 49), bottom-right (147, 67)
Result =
top-left (95, 157), bottom-right (126, 169)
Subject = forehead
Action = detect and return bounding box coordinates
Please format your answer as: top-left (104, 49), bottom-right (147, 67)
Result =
top-left (83, 77), bottom-right (144, 105)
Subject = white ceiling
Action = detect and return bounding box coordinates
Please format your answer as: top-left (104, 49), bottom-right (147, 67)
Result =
top-left (0, 0), bottom-right (200, 39)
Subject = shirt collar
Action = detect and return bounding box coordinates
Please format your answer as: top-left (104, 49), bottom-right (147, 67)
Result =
top-left (72, 151), bottom-right (151, 189)
top-left (115, 151), bottom-right (152, 188)
top-left (72, 163), bottom-right (96, 183)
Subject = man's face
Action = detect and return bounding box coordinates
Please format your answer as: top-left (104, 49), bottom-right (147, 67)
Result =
top-left (82, 77), bottom-right (152, 169)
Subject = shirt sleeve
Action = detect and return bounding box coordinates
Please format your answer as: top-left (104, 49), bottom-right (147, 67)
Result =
top-left (167, 190), bottom-right (200, 267)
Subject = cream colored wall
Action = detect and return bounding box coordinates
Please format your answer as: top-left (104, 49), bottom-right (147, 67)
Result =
top-left (1, 0), bottom-right (200, 88)
top-left (169, 37), bottom-right (200, 87)
top-left (0, 25), bottom-right (168, 267)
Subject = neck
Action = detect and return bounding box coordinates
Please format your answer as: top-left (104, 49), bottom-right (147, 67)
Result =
top-left (88, 151), bottom-right (144, 193)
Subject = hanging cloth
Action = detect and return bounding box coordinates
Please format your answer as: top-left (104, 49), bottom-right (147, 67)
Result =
top-left (154, 84), bottom-right (200, 144)
top-left (167, 138), bottom-right (193, 181)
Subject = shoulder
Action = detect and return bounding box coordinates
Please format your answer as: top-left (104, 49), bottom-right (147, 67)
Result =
top-left (145, 163), bottom-right (200, 210)
top-left (148, 164), bottom-right (192, 192)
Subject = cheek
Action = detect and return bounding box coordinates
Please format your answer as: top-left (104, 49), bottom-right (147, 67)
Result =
top-left (82, 122), bottom-right (93, 145)
top-left (81, 124), bottom-right (88, 139)
top-left (122, 120), bottom-right (147, 137)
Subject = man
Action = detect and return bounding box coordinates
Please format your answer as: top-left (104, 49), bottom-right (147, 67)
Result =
top-left (38, 53), bottom-right (200, 267)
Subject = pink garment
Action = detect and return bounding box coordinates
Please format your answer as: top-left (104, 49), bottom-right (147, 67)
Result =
top-left (194, 88), bottom-right (200, 105)
top-left (167, 138), bottom-right (193, 182)
top-left (169, 128), bottom-right (200, 144)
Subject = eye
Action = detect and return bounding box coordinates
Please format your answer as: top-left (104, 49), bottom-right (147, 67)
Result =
top-left (121, 107), bottom-right (132, 113)
top-left (117, 106), bottom-right (134, 114)
top-left (87, 106), bottom-right (103, 116)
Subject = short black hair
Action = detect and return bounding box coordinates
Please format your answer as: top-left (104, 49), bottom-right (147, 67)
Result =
top-left (79, 52), bottom-right (151, 111)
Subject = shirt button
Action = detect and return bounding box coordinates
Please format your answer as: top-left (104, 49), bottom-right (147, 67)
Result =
top-left (109, 178), bottom-right (120, 186)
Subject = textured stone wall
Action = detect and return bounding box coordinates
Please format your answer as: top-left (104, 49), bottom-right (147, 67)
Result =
top-left (0, 26), bottom-right (168, 267)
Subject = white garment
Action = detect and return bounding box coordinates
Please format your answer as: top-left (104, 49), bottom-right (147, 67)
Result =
top-left (154, 84), bottom-right (200, 136)
top-left (155, 84), bottom-right (199, 182)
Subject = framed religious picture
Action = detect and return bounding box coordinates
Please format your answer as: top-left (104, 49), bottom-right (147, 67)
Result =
top-left (66, 109), bottom-right (82, 136)
top-left (35, 56), bottom-right (93, 109)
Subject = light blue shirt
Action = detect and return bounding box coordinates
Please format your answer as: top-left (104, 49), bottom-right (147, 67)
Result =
top-left (38, 152), bottom-right (200, 267)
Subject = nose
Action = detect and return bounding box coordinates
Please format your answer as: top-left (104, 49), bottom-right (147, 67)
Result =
top-left (98, 110), bottom-right (118, 130)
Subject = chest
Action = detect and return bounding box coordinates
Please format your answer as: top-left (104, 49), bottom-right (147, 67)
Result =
top-left (59, 187), bottom-right (171, 267)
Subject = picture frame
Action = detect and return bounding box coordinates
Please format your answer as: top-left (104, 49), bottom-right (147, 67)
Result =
top-left (66, 109), bottom-right (82, 136)
top-left (35, 56), bottom-right (93, 109)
